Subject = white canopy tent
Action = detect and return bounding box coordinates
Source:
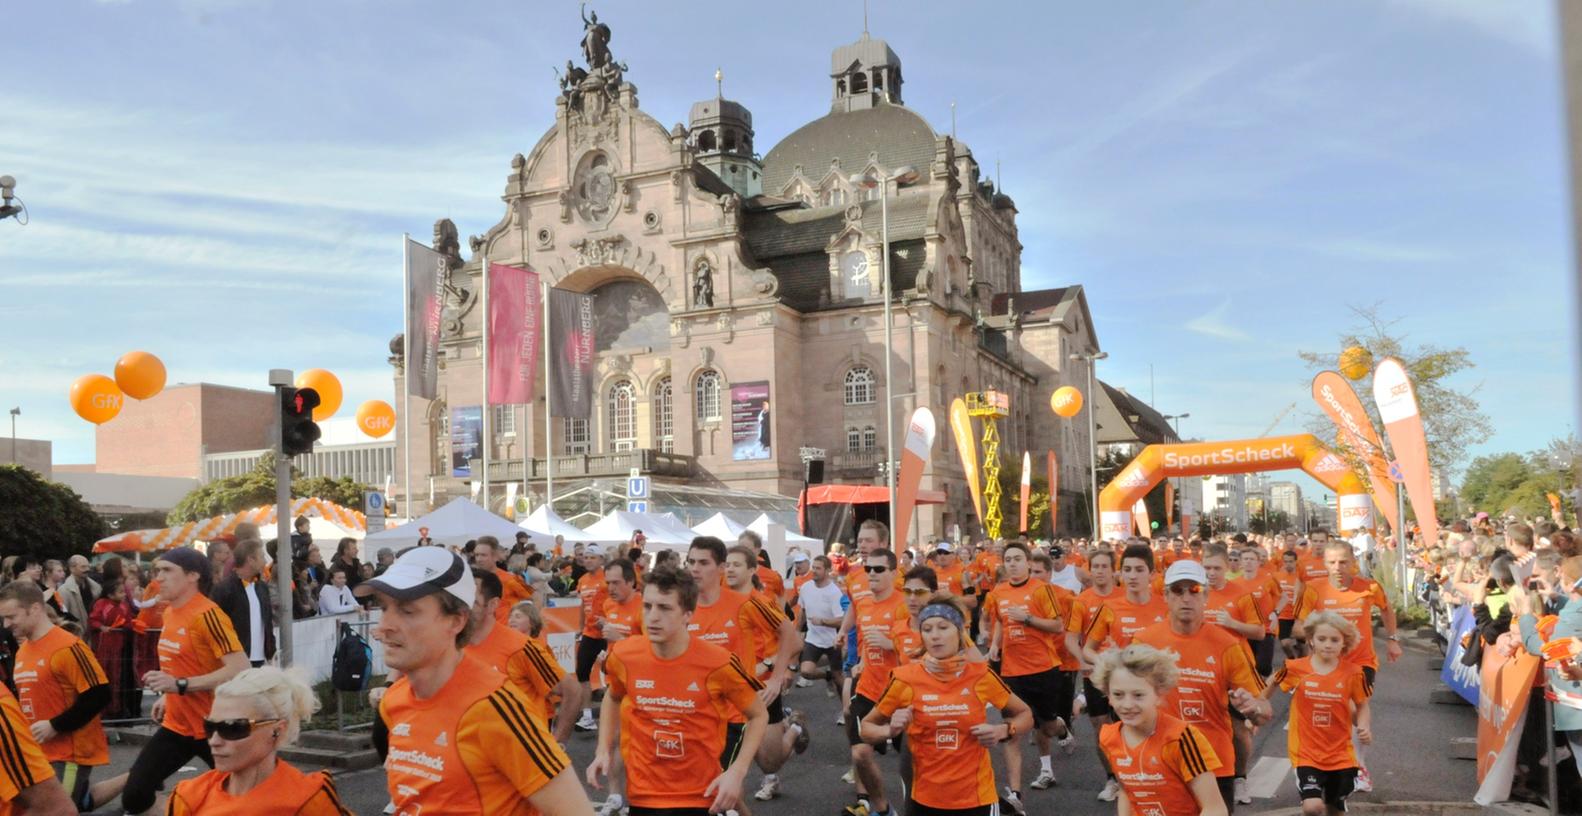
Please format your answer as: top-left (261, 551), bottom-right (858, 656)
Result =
top-left (579, 509), bottom-right (691, 549)
top-left (360, 497), bottom-right (523, 560)
top-left (691, 512), bottom-right (749, 541)
top-left (749, 513), bottom-right (821, 545)
top-left (518, 505), bottom-right (592, 546)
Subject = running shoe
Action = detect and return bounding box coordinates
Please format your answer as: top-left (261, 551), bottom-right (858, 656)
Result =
top-left (1235, 777), bottom-right (1252, 804)
top-left (841, 798), bottom-right (870, 816)
top-left (1029, 769), bottom-right (1057, 790)
top-left (1001, 787), bottom-right (1026, 816)
top-left (1355, 767), bottom-right (1374, 793)
top-left (598, 794), bottom-right (625, 816)
top-left (1058, 732), bottom-right (1076, 755)
top-left (788, 709), bottom-right (811, 754)
top-left (1097, 778), bottom-right (1121, 802)
top-left (836, 712), bottom-right (846, 726)
top-left (575, 713), bottom-right (598, 732)
top-left (754, 775), bottom-right (780, 801)
top-left (795, 676), bottom-right (815, 688)
top-left (841, 767), bottom-right (856, 784)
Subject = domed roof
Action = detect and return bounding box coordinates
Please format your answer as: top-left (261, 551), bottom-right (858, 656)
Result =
top-left (760, 104), bottom-right (936, 196)
top-left (689, 98), bottom-right (752, 129)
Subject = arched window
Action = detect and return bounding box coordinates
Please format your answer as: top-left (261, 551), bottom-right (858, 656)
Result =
top-left (653, 376), bottom-right (674, 453)
top-left (863, 426), bottom-right (878, 451)
top-left (851, 71), bottom-right (868, 94)
top-left (695, 370), bottom-right (722, 421)
top-left (607, 380), bottom-right (637, 452)
top-left (847, 427), bottom-right (862, 452)
top-left (697, 129), bottom-right (717, 152)
top-left (844, 367), bottom-right (875, 405)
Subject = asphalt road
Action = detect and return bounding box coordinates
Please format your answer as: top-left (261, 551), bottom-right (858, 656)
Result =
top-left (91, 633), bottom-right (1478, 814)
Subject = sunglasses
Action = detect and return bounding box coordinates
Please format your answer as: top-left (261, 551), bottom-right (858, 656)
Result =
top-left (901, 587), bottom-right (931, 597)
top-left (865, 565), bottom-right (891, 574)
top-left (203, 717), bottom-right (282, 741)
top-left (1167, 584), bottom-right (1204, 596)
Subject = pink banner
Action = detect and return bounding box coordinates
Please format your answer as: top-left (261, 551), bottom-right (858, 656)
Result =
top-left (487, 263), bottom-right (541, 405)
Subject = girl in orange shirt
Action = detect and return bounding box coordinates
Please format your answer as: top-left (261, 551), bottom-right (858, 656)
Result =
top-left (1263, 611), bottom-right (1372, 816)
top-left (1095, 644), bottom-right (1227, 816)
top-left (165, 666), bottom-right (349, 815)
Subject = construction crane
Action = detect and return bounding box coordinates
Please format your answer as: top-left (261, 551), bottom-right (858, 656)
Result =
top-left (966, 390), bottom-right (1010, 538)
top-left (1259, 401), bottom-right (1298, 438)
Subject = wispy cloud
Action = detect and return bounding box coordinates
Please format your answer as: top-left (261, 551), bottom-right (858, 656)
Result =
top-left (1185, 299), bottom-right (1251, 342)
top-left (1390, 0), bottom-right (1555, 55)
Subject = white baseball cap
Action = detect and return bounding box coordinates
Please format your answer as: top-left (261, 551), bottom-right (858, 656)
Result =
top-left (1163, 560), bottom-right (1208, 586)
top-left (354, 546), bottom-right (475, 606)
top-left (936, 541), bottom-right (955, 553)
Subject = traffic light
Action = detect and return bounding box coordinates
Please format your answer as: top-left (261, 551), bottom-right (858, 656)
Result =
top-left (280, 386), bottom-right (322, 457)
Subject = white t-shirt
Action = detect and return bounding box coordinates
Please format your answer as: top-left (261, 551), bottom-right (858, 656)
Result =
top-left (798, 579), bottom-right (846, 650)
top-left (318, 584), bottom-right (360, 616)
top-left (243, 580), bottom-right (265, 662)
top-left (1048, 563), bottom-right (1083, 593)
top-left (1349, 532), bottom-right (1376, 558)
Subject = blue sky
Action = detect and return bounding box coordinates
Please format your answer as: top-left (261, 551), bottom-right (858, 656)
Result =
top-left (1, 1), bottom-right (1573, 496)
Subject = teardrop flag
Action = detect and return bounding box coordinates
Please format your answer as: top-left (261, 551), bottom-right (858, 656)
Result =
top-left (949, 398), bottom-right (983, 529)
top-left (1019, 451), bottom-right (1032, 534)
top-left (1046, 450), bottom-right (1058, 536)
top-left (1312, 370), bottom-right (1400, 532)
top-left (1371, 358), bottom-right (1438, 549)
top-left (893, 407), bottom-right (937, 552)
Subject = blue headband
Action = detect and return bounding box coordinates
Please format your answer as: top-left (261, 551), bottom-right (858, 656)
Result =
top-left (919, 603), bottom-right (965, 629)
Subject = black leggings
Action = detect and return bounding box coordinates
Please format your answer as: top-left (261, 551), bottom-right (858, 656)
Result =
top-left (121, 727), bottom-right (213, 814)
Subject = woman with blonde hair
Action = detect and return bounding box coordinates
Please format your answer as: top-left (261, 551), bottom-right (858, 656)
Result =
top-left (164, 666), bottom-right (349, 814)
top-left (1094, 644), bottom-right (1227, 816)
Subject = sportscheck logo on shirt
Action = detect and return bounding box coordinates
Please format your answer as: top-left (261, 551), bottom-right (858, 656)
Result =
top-left (391, 723), bottom-right (412, 737)
top-left (687, 681), bottom-right (700, 692)
top-left (434, 732), bottom-right (447, 746)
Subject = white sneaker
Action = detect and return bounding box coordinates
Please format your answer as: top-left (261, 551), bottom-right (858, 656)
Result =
top-left (1058, 732), bottom-right (1076, 755)
top-left (1097, 779), bottom-right (1121, 802)
top-left (795, 676), bottom-right (814, 688)
top-left (575, 713), bottom-right (598, 732)
top-left (841, 767), bottom-right (856, 785)
top-left (598, 794), bottom-right (625, 816)
top-left (754, 774), bottom-right (780, 801)
top-left (1235, 777), bottom-right (1252, 804)
top-left (1029, 769), bottom-right (1057, 790)
top-left (1002, 787), bottom-right (1026, 816)
top-left (383, 805), bottom-right (396, 815)
top-left (836, 713), bottom-right (846, 726)
top-left (1355, 767), bottom-right (1374, 792)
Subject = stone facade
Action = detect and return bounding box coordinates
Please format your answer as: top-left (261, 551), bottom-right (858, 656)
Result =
top-left (392, 18), bottom-right (1101, 542)
top-left (95, 383), bottom-right (275, 479)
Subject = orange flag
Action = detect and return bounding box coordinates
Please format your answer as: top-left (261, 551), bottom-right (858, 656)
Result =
top-left (892, 408), bottom-right (937, 552)
top-left (1312, 370), bottom-right (1401, 533)
top-left (1019, 451), bottom-right (1032, 534)
top-left (1132, 498), bottom-right (1152, 538)
top-left (1046, 450), bottom-right (1058, 536)
top-left (949, 398), bottom-right (983, 529)
top-left (1372, 358), bottom-right (1439, 549)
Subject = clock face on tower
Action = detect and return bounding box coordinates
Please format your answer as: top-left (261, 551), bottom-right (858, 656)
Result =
top-left (841, 251), bottom-right (869, 291)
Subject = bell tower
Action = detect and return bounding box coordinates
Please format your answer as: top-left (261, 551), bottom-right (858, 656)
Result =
top-left (688, 69), bottom-right (762, 198)
top-left (830, 32), bottom-right (902, 112)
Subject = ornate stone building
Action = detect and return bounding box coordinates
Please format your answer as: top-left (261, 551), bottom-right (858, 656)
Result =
top-left (391, 14), bottom-right (1102, 541)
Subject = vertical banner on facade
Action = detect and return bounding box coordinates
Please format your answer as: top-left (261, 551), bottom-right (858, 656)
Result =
top-left (949, 399), bottom-right (984, 528)
top-left (892, 408), bottom-right (937, 551)
top-left (450, 406), bottom-right (482, 477)
top-left (1312, 370), bottom-right (1401, 532)
top-left (1132, 498), bottom-right (1152, 538)
top-left (1018, 451), bottom-right (1031, 534)
top-left (487, 263), bottom-right (542, 406)
top-left (730, 381), bottom-right (772, 461)
top-left (1371, 358), bottom-right (1439, 549)
top-left (1473, 648), bottom-right (1542, 803)
top-left (1046, 450), bottom-right (1058, 536)
top-left (405, 239), bottom-right (447, 400)
top-left (547, 288), bottom-right (595, 420)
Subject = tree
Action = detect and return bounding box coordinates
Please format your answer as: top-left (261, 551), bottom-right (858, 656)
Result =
top-left (1299, 304), bottom-right (1492, 475)
top-left (0, 465), bottom-right (107, 563)
top-left (994, 467), bottom-right (1051, 539)
top-left (168, 452), bottom-right (368, 524)
top-left (1094, 448), bottom-right (1170, 537)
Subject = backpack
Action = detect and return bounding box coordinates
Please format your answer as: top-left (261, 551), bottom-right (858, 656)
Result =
top-left (332, 622), bottom-right (373, 692)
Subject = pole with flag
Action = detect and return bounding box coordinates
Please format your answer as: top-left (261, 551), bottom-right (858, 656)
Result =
top-left (402, 233), bottom-right (411, 523)
top-left (481, 254), bottom-right (491, 509)
top-left (543, 279), bottom-right (553, 512)
top-left (404, 235), bottom-right (448, 519)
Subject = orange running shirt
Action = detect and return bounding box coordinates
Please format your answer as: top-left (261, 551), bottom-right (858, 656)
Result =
top-left (1132, 622), bottom-right (1266, 778)
top-left (874, 662), bottom-right (1011, 810)
top-left (1294, 577), bottom-right (1391, 669)
top-left (934, 562), bottom-right (970, 597)
top-left (380, 655), bottom-right (567, 816)
top-left (1273, 657), bottom-right (1372, 771)
top-left (688, 588), bottom-right (783, 720)
top-left (157, 594), bottom-right (243, 740)
top-left (600, 593), bottom-right (644, 642)
top-left (0, 685), bottom-right (53, 816)
top-left (1206, 582), bottom-right (1263, 636)
top-left (1072, 585), bottom-right (1118, 635)
top-left (1082, 594), bottom-right (1169, 652)
top-left (167, 759), bottom-right (349, 815)
top-left (464, 624), bottom-right (564, 723)
top-left (603, 637), bottom-right (762, 810)
top-left (970, 553), bottom-right (1002, 592)
top-left (1298, 554), bottom-right (1329, 584)
top-left (756, 566), bottom-right (785, 602)
top-left (1099, 713), bottom-right (1220, 816)
top-left (889, 619), bottom-right (925, 665)
top-left (577, 570), bottom-right (609, 638)
top-left (984, 580), bottom-right (1073, 675)
top-left (12, 626), bottom-right (108, 765)
top-left (496, 568), bottom-right (534, 626)
top-left (1273, 568), bottom-right (1302, 621)
top-left (853, 591), bottom-right (911, 700)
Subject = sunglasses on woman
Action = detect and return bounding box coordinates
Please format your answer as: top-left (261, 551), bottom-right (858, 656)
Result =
top-left (203, 717), bottom-right (283, 741)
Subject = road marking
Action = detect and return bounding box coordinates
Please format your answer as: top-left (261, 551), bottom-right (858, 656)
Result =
top-left (1246, 755), bottom-right (1292, 799)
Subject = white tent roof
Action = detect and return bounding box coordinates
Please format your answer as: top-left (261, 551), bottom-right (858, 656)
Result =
top-left (692, 512), bottom-right (749, 541)
top-left (653, 512), bottom-right (707, 544)
top-left (518, 505), bottom-right (590, 545)
top-left (361, 497), bottom-right (523, 556)
top-left (580, 509), bottom-right (692, 548)
top-left (749, 513), bottom-right (821, 544)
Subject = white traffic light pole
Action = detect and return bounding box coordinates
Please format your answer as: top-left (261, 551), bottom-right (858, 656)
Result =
top-left (269, 368), bottom-right (295, 665)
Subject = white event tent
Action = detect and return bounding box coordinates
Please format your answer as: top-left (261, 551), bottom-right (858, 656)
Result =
top-left (690, 512), bottom-right (749, 541)
top-left (518, 505), bottom-right (590, 546)
top-left (579, 509), bottom-right (691, 548)
top-left (360, 497), bottom-right (524, 559)
top-left (748, 513), bottom-right (822, 546)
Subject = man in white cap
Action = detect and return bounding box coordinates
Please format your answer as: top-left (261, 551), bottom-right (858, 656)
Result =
top-left (1133, 559), bottom-right (1271, 813)
top-left (363, 547), bottom-right (594, 815)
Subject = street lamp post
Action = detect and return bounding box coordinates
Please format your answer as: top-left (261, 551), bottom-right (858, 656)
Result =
top-left (1069, 350), bottom-right (1108, 540)
top-left (851, 166), bottom-right (920, 534)
top-left (8, 407), bottom-right (18, 465)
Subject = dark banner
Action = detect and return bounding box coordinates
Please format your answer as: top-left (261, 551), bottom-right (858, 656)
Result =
top-left (405, 239), bottom-right (447, 400)
top-left (547, 288), bottom-right (595, 420)
top-left (450, 406), bottom-right (482, 477)
top-left (731, 381), bottom-right (771, 461)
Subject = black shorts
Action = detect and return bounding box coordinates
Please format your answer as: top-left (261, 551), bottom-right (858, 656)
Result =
top-left (1278, 618), bottom-right (1295, 639)
top-left (1006, 669), bottom-right (1074, 727)
top-left (1362, 665), bottom-right (1376, 690)
top-left (1083, 676), bottom-right (1113, 718)
top-left (1253, 637), bottom-right (1275, 677)
top-left (576, 635), bottom-right (608, 683)
top-left (630, 808), bottom-right (710, 816)
top-left (1296, 766), bottom-right (1358, 810)
top-left (846, 693), bottom-right (902, 753)
top-left (1218, 775), bottom-right (1238, 814)
top-left (800, 642), bottom-right (842, 669)
top-left (768, 693), bottom-right (785, 725)
top-left (907, 802), bottom-right (993, 816)
top-left (721, 722), bottom-right (745, 770)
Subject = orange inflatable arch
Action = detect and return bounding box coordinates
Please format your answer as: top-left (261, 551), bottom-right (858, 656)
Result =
top-left (1096, 434), bottom-right (1369, 540)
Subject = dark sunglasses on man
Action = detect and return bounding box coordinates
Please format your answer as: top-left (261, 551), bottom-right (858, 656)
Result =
top-left (865, 564), bottom-right (891, 574)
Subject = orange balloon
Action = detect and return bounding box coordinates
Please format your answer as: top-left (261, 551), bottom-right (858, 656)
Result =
top-left (70, 374), bottom-right (124, 425)
top-left (295, 369), bottom-right (343, 421)
top-left (114, 351), bottom-right (166, 400)
top-left (356, 400), bottom-right (397, 438)
top-left (1339, 346), bottom-right (1373, 381)
top-left (1051, 386), bottom-right (1083, 418)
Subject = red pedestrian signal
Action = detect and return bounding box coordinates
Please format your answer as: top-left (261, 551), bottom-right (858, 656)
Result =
top-left (280, 386), bottom-right (322, 457)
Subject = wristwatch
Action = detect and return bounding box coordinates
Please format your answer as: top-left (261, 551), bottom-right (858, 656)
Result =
top-left (1385, 634), bottom-right (1400, 642)
top-left (176, 678), bottom-right (189, 695)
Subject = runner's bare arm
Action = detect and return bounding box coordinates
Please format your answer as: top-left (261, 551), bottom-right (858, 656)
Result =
top-left (14, 777), bottom-right (75, 816)
top-left (529, 769), bottom-right (597, 816)
top-left (1188, 772), bottom-right (1229, 816)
